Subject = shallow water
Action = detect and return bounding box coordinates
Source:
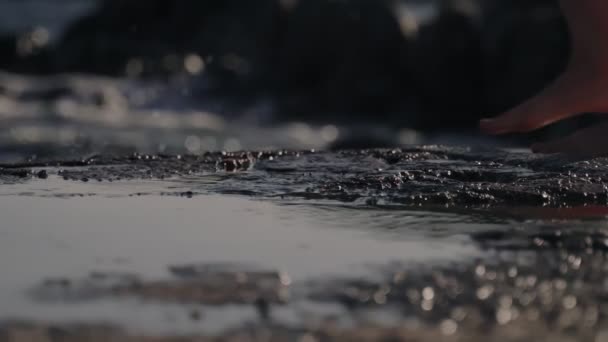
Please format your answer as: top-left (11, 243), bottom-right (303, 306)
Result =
top-left (0, 177), bottom-right (480, 333)
top-left (2, 148), bottom-right (608, 340)
top-left (0, 46), bottom-right (607, 339)
top-left (0, 1), bottom-right (603, 339)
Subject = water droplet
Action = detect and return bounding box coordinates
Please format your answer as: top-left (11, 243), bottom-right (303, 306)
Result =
top-left (422, 287), bottom-right (435, 300)
top-left (184, 54), bottom-right (205, 75)
top-left (421, 299), bottom-right (433, 311)
top-left (320, 125), bottom-right (339, 142)
top-left (476, 285), bottom-right (494, 300)
top-left (184, 135), bottom-right (201, 153)
top-left (496, 308), bottom-right (512, 325)
top-left (563, 295), bottom-right (577, 310)
top-left (440, 319), bottom-right (458, 336)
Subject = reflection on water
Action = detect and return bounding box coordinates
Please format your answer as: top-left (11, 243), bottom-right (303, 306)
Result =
top-left (0, 72), bottom-right (356, 163)
top-left (0, 177), bottom-right (479, 332)
top-left (2, 150), bottom-right (608, 338)
top-left (0, 1), bottom-right (606, 339)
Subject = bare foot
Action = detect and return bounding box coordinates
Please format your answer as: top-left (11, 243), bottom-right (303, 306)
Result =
top-left (480, 0), bottom-right (608, 152)
top-left (480, 62), bottom-right (608, 135)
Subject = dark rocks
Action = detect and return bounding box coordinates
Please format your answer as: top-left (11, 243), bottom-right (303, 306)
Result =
top-left (0, 0), bottom-right (576, 132)
top-left (3, 146), bottom-right (608, 210)
top-left (407, 0), bottom-right (485, 129)
top-left (51, 0), bottom-right (286, 81)
top-left (220, 155), bottom-right (254, 172)
top-left (0, 28), bottom-right (54, 74)
top-left (273, 0), bottom-right (410, 123)
top-left (481, 0), bottom-right (569, 116)
top-left (35, 170), bottom-right (48, 179)
top-left (0, 168), bottom-right (30, 182)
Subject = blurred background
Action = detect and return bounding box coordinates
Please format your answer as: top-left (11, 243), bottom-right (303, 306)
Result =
top-left (0, 0), bottom-right (588, 162)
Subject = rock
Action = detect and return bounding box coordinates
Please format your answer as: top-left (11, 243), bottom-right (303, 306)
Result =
top-left (0, 0), bottom-right (584, 134)
top-left (273, 0), bottom-right (410, 123)
top-left (480, 0), bottom-right (569, 115)
top-left (0, 34), bottom-right (19, 69)
top-left (53, 0), bottom-right (285, 80)
top-left (0, 30), bottom-right (53, 74)
top-left (35, 170), bottom-right (48, 179)
top-left (406, 0), bottom-right (485, 129)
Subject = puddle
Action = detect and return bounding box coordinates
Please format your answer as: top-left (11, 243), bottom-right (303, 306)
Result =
top-left (2, 148), bottom-right (608, 340)
top-left (0, 180), bottom-right (479, 334)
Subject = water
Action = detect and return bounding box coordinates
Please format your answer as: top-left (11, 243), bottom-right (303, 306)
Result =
top-left (0, 0), bottom-right (97, 38)
top-left (2, 147), bottom-right (608, 340)
top-left (0, 180), bottom-right (479, 334)
top-left (0, 2), bottom-right (607, 339)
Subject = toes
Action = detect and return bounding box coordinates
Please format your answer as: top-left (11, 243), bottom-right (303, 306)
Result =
top-left (480, 62), bottom-right (602, 135)
top-left (480, 100), bottom-right (564, 135)
top-left (480, 97), bottom-right (568, 136)
top-left (480, 107), bottom-right (540, 135)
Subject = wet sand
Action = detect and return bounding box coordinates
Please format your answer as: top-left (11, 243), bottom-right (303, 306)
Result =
top-left (2, 147), bottom-right (608, 341)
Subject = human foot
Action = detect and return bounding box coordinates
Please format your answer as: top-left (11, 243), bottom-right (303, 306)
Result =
top-left (480, 62), bottom-right (608, 135)
top-left (480, 0), bottom-right (608, 145)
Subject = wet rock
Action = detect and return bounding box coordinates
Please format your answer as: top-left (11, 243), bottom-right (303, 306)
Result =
top-left (407, 0), bottom-right (485, 129)
top-left (480, 0), bottom-right (568, 116)
top-left (472, 223), bottom-right (608, 252)
top-left (52, 0), bottom-right (285, 80)
top-left (17, 86), bottom-right (72, 102)
top-left (6, 152), bottom-right (261, 182)
top-left (0, 0), bottom-right (582, 132)
top-left (220, 155), bottom-right (254, 172)
top-left (0, 29), bottom-right (54, 75)
top-left (35, 170), bottom-right (48, 179)
top-left (0, 168), bottom-right (30, 182)
top-left (274, 0), bottom-right (410, 123)
top-left (0, 34), bottom-right (19, 70)
top-left (4, 147), bottom-right (608, 209)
